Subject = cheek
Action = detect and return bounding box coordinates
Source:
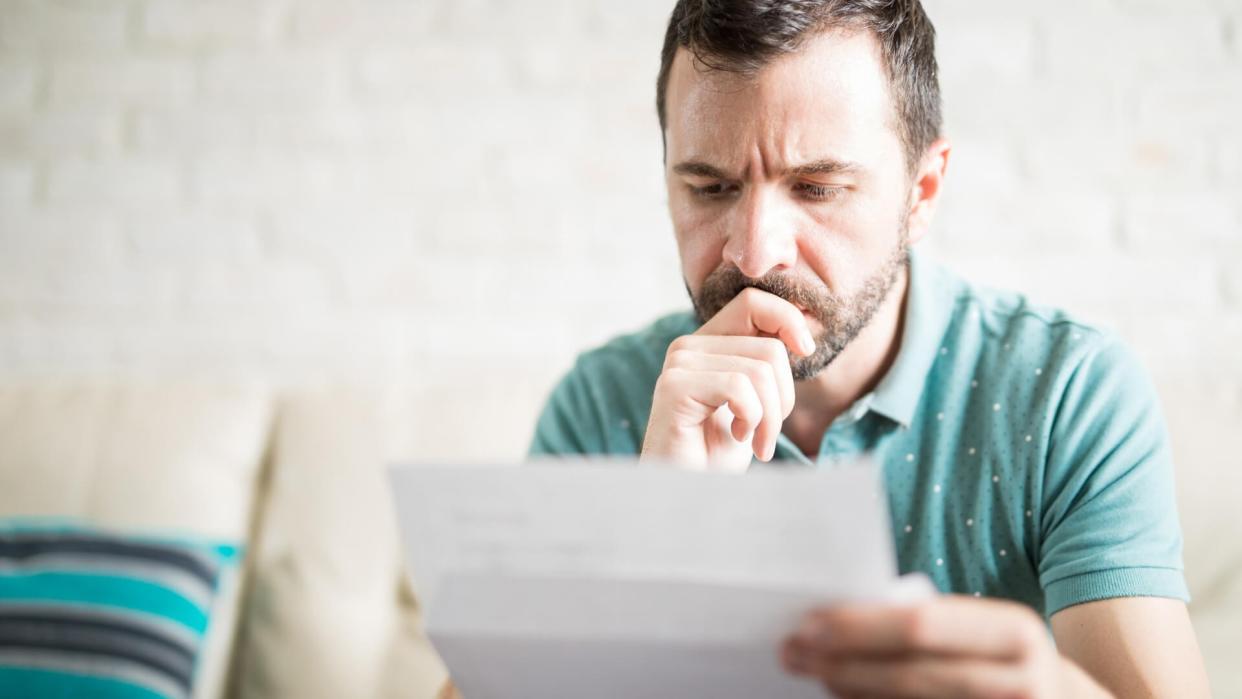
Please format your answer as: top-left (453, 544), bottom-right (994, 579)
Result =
top-left (670, 199), bottom-right (726, 289)
top-left (799, 199), bottom-right (901, 289)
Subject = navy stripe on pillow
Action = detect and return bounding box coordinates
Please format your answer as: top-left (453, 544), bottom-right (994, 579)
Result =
top-left (0, 523), bottom-right (239, 699)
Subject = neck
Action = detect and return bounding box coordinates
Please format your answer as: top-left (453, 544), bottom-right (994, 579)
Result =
top-left (784, 265), bottom-right (910, 455)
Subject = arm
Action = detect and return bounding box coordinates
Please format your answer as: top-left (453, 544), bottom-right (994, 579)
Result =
top-left (783, 595), bottom-right (1112, 698)
top-left (532, 287), bottom-right (813, 469)
top-left (781, 593), bottom-right (1215, 698)
top-left (1051, 596), bottom-right (1210, 698)
top-left (782, 337), bottom-right (1210, 698)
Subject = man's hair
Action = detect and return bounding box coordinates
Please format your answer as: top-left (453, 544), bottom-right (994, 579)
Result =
top-left (655, 0), bottom-right (941, 175)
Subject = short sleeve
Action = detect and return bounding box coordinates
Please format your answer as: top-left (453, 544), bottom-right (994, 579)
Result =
top-left (1038, 336), bottom-right (1189, 616)
top-left (528, 362), bottom-right (606, 457)
top-left (526, 312), bottom-right (694, 460)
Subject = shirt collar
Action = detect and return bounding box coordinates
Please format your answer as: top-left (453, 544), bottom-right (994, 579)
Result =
top-left (865, 249), bottom-right (960, 428)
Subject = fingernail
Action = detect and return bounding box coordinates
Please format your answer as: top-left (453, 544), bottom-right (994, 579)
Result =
top-left (796, 618), bottom-right (827, 643)
top-left (801, 331), bottom-right (815, 355)
top-left (783, 645), bottom-right (809, 674)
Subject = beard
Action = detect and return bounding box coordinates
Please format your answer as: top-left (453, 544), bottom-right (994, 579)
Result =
top-left (689, 233), bottom-right (910, 381)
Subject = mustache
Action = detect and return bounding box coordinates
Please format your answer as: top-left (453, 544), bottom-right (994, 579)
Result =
top-left (691, 267), bottom-right (837, 324)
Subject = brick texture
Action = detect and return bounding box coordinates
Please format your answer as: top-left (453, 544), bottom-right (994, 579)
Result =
top-left (1, 0), bottom-right (1240, 691)
top-left (0, 0), bottom-right (1239, 481)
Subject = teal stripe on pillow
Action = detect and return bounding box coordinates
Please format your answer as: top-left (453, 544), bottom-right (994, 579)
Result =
top-left (0, 665), bottom-right (170, 699)
top-left (0, 572), bottom-right (211, 633)
top-left (0, 522), bottom-right (241, 699)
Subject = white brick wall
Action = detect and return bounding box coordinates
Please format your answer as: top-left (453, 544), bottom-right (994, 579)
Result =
top-left (0, 0), bottom-right (1237, 441)
top-left (0, 0), bottom-right (1240, 685)
top-left (1, 0), bottom-right (1240, 532)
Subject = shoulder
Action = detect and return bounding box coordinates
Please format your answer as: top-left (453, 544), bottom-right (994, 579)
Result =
top-left (950, 275), bottom-right (1128, 388)
top-left (931, 268), bottom-right (1161, 464)
top-left (949, 274), bottom-right (1168, 492)
top-left (530, 311), bottom-right (698, 456)
top-left (568, 310), bottom-right (699, 390)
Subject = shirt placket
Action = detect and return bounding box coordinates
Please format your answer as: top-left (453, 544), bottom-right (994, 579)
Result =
top-left (816, 398), bottom-right (873, 468)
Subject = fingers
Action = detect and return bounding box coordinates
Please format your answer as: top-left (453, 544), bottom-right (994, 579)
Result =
top-left (781, 598), bottom-right (1058, 699)
top-left (663, 350), bottom-right (787, 460)
top-left (642, 287), bottom-right (813, 469)
top-left (664, 334), bottom-right (794, 461)
top-left (668, 335), bottom-right (795, 413)
top-left (790, 654), bottom-right (1034, 699)
top-left (789, 596), bottom-right (1048, 661)
top-left (698, 287), bottom-right (816, 358)
top-left (657, 367), bottom-right (765, 442)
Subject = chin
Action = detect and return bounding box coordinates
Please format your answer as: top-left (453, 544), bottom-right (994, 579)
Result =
top-left (790, 347), bottom-right (837, 382)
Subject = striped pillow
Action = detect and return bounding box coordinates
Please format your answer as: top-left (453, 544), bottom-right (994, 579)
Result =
top-left (0, 522), bottom-right (240, 699)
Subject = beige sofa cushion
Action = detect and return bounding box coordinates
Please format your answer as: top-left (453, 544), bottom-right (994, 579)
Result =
top-left (1168, 405), bottom-right (1242, 697)
top-left (0, 380), bottom-right (272, 699)
top-left (230, 386), bottom-right (446, 699)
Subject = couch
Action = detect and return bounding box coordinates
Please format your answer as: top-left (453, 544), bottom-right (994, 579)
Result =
top-left (0, 380), bottom-right (1237, 697)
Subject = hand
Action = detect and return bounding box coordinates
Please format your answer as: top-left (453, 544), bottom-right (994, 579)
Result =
top-left (435, 680), bottom-right (462, 699)
top-left (640, 288), bottom-right (816, 472)
top-left (781, 595), bottom-right (1114, 698)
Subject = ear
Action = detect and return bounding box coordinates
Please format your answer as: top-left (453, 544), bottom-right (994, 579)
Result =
top-left (905, 138), bottom-right (951, 245)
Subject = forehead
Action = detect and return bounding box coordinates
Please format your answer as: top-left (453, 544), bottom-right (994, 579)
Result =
top-left (663, 28), bottom-right (901, 172)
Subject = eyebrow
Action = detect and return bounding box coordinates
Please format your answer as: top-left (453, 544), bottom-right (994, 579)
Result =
top-left (671, 161), bottom-right (731, 179)
top-left (789, 158), bottom-right (862, 177)
top-left (671, 158), bottom-right (863, 180)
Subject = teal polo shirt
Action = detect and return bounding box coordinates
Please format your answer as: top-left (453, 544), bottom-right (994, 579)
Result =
top-left (529, 251), bottom-right (1189, 618)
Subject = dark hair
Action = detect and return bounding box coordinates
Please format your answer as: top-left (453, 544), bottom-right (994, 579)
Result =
top-left (655, 0), bottom-right (941, 174)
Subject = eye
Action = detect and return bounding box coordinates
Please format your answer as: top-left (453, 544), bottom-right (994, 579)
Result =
top-left (688, 182), bottom-right (737, 200)
top-left (794, 182), bottom-right (845, 201)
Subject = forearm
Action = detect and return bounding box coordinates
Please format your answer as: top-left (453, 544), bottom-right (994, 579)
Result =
top-left (1059, 655), bottom-right (1115, 699)
top-left (1051, 597), bottom-right (1211, 698)
top-left (436, 679), bottom-right (461, 699)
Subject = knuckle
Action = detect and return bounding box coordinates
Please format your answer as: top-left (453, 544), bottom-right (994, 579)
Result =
top-left (743, 358), bottom-right (774, 391)
top-left (667, 335), bottom-right (692, 355)
top-left (759, 337), bottom-right (786, 362)
top-left (958, 675), bottom-right (1003, 699)
top-left (898, 607), bottom-right (931, 648)
top-left (727, 372), bottom-right (754, 401)
top-left (665, 348), bottom-right (693, 369)
top-left (752, 354), bottom-right (777, 381)
top-left (1010, 609), bottom-right (1046, 658)
top-left (737, 287), bottom-right (764, 303)
top-left (656, 367), bottom-right (687, 392)
top-left (889, 667), bottom-right (922, 696)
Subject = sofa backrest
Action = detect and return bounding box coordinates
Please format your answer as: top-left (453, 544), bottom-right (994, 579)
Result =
top-left (226, 386), bottom-right (447, 699)
top-left (0, 380), bottom-right (272, 699)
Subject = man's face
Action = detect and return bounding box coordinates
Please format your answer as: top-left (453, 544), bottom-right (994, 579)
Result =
top-left (664, 29), bottom-right (915, 378)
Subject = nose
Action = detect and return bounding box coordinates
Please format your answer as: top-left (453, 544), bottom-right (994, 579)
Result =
top-left (720, 185), bottom-right (798, 279)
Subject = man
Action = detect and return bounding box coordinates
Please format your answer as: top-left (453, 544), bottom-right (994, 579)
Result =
top-left (485, 0), bottom-right (1213, 697)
